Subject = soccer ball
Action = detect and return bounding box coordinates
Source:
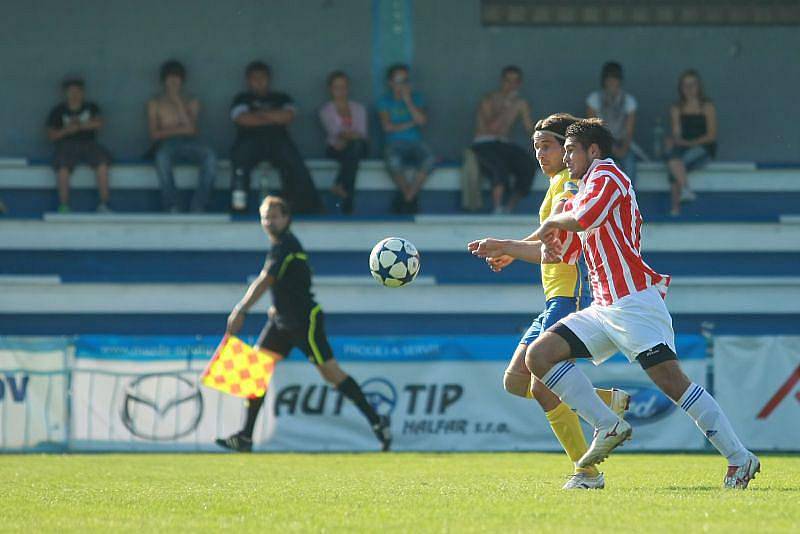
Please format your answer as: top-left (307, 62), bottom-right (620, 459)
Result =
top-left (369, 237), bottom-right (420, 287)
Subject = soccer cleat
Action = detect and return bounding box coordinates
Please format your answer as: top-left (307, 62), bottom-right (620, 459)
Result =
top-left (215, 432), bottom-right (253, 453)
top-left (724, 452), bottom-right (761, 489)
top-left (562, 471), bottom-right (605, 490)
top-left (577, 419), bottom-right (632, 468)
top-left (372, 415), bottom-right (392, 452)
top-left (610, 388), bottom-right (631, 418)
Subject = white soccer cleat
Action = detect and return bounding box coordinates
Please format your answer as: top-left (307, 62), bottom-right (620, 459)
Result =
top-left (562, 471), bottom-right (605, 490)
top-left (610, 388), bottom-right (631, 418)
top-left (577, 419), bottom-right (632, 468)
top-left (724, 452), bottom-right (761, 489)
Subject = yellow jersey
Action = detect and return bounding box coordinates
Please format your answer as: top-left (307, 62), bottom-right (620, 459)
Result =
top-left (539, 168), bottom-right (585, 301)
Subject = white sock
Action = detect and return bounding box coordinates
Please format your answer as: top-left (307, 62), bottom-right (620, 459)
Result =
top-left (678, 383), bottom-right (748, 465)
top-left (541, 361), bottom-right (618, 428)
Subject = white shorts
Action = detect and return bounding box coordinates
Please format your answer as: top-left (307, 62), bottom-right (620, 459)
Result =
top-left (559, 286), bottom-right (676, 365)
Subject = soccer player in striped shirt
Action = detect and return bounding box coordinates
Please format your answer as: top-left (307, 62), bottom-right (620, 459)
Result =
top-left (469, 113), bottom-right (630, 490)
top-left (521, 119), bottom-right (758, 489)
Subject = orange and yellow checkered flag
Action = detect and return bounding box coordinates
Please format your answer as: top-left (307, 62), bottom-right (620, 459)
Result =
top-left (201, 335), bottom-right (278, 398)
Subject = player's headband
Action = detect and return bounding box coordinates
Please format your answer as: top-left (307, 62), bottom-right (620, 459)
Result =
top-left (534, 129), bottom-right (566, 140)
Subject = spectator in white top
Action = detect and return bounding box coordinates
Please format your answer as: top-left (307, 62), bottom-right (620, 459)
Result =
top-left (319, 71), bottom-right (368, 215)
top-left (586, 62), bottom-right (637, 183)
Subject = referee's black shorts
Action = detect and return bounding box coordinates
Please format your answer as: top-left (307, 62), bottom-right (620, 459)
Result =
top-left (255, 305), bottom-right (334, 365)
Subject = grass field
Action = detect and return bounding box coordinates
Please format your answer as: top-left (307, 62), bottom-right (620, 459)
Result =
top-left (2, 452), bottom-right (798, 533)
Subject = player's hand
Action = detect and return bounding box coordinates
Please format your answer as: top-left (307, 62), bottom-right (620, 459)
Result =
top-left (468, 238), bottom-right (506, 259)
top-left (540, 242), bottom-right (563, 264)
top-left (530, 221), bottom-right (558, 246)
top-left (487, 255), bottom-right (514, 272)
top-left (226, 308), bottom-right (246, 335)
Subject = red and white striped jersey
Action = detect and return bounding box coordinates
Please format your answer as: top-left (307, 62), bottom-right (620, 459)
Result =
top-left (560, 158), bottom-right (670, 306)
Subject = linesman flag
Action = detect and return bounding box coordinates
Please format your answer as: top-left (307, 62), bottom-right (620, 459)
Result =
top-left (201, 335), bottom-right (277, 398)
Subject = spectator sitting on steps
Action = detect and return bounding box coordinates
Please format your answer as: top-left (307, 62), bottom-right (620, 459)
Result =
top-left (470, 65), bottom-right (536, 214)
top-left (377, 64), bottom-right (435, 214)
top-left (665, 69), bottom-right (717, 217)
top-left (229, 61), bottom-right (321, 214)
top-left (586, 61), bottom-right (638, 184)
top-left (148, 60), bottom-right (218, 213)
top-left (319, 70), bottom-right (368, 215)
top-left (46, 77), bottom-right (112, 213)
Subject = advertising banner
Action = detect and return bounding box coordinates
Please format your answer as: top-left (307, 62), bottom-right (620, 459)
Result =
top-left (0, 337), bottom-right (69, 451)
top-left (64, 334), bottom-right (707, 452)
top-left (714, 336), bottom-right (800, 451)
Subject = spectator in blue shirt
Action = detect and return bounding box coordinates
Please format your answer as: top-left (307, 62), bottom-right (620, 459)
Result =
top-left (377, 64), bottom-right (435, 214)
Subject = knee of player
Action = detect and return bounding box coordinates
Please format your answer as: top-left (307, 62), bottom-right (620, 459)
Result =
top-left (502, 371), bottom-right (529, 398)
top-left (524, 343), bottom-right (546, 377)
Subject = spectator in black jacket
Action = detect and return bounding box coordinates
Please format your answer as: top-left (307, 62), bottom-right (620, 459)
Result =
top-left (229, 61), bottom-right (321, 214)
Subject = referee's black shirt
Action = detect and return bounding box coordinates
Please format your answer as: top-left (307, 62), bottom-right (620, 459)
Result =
top-left (265, 231), bottom-right (317, 328)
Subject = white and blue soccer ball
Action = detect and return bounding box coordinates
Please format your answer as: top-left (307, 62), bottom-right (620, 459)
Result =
top-left (369, 237), bottom-right (421, 287)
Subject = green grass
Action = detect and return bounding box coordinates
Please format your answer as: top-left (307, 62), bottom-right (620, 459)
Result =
top-left (1, 453), bottom-right (798, 533)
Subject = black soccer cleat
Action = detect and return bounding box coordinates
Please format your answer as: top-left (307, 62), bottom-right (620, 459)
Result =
top-left (372, 415), bottom-right (392, 452)
top-left (215, 432), bottom-right (253, 453)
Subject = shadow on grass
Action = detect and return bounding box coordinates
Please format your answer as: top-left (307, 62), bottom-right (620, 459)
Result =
top-left (662, 486), bottom-right (799, 493)
top-left (663, 486), bottom-right (720, 492)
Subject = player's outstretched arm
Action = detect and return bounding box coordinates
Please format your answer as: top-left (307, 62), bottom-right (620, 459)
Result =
top-left (469, 238), bottom-right (543, 264)
top-left (226, 270), bottom-right (274, 334)
top-left (530, 213), bottom-right (585, 244)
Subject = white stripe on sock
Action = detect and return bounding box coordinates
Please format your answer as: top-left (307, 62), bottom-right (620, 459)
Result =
top-left (678, 382), bottom-right (749, 465)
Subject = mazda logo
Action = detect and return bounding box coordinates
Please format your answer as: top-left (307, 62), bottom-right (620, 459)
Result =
top-left (361, 377), bottom-right (397, 416)
top-left (121, 373), bottom-right (203, 441)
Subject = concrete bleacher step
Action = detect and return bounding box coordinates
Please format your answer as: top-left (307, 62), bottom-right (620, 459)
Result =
top-left (2, 277), bottom-right (799, 315)
top-left (1, 160), bottom-right (796, 193)
top-left (42, 213), bottom-right (231, 223)
top-left (3, 250), bottom-right (799, 283)
top-left (1, 217), bottom-right (798, 252)
top-left (4, 161), bottom-right (800, 218)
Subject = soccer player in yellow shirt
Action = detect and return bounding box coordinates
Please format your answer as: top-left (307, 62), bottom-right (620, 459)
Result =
top-left (469, 113), bottom-right (628, 489)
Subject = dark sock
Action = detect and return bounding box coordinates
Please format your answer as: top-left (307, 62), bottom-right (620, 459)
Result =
top-left (241, 396), bottom-right (265, 438)
top-left (337, 376), bottom-right (380, 425)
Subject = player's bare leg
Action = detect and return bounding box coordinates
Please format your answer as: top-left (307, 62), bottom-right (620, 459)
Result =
top-left (319, 359), bottom-right (392, 451)
top-left (644, 358), bottom-right (759, 488)
top-left (526, 332), bottom-right (631, 467)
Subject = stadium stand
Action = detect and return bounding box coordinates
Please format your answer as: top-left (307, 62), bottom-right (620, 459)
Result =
top-left (2, 160), bottom-right (800, 218)
top-left (1, 159), bottom-right (799, 339)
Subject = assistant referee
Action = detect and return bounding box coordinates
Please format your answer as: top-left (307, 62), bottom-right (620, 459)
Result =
top-left (217, 195), bottom-right (391, 452)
